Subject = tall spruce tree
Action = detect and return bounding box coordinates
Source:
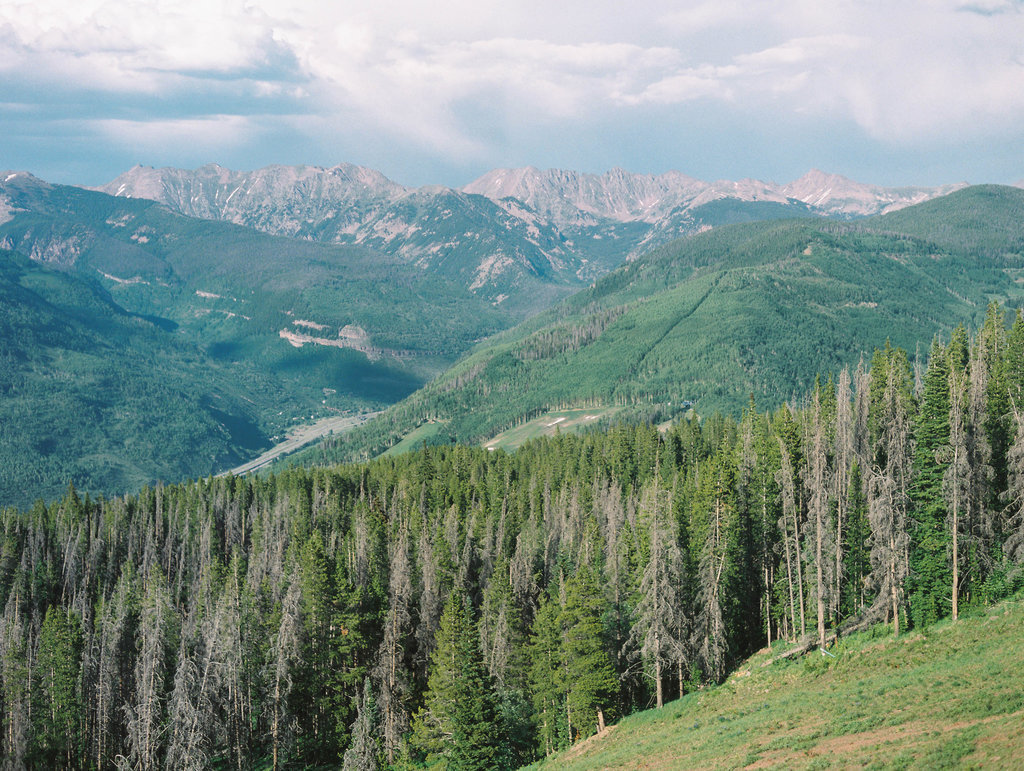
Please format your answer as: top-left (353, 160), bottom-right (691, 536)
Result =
top-left (910, 338), bottom-right (952, 628)
top-left (411, 592), bottom-right (501, 769)
top-left (560, 567), bottom-right (617, 741)
top-left (32, 606), bottom-right (83, 768)
top-left (527, 590), bottom-right (567, 756)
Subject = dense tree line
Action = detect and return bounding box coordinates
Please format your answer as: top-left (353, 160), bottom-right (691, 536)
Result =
top-left (4, 303), bottom-right (1024, 768)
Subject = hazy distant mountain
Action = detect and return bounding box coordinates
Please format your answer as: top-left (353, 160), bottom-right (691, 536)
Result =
top-left (781, 169), bottom-right (968, 217)
top-left (461, 166), bottom-right (709, 227)
top-left (463, 166), bottom-right (966, 225)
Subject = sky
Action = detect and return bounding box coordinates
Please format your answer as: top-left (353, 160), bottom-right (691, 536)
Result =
top-left (2, 0), bottom-right (1023, 189)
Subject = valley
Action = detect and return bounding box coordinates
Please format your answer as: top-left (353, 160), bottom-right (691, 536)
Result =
top-left (296, 185), bottom-right (1024, 467)
top-left (217, 411), bottom-right (381, 477)
top-left (0, 163), bottom-right (972, 506)
top-left (3, 162), bottom-right (1024, 771)
top-left (0, 172), bottom-right (514, 505)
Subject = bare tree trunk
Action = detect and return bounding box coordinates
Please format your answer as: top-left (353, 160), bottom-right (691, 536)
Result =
top-left (793, 501), bottom-right (806, 638)
top-left (783, 514), bottom-right (797, 640)
top-left (805, 390), bottom-right (831, 650)
top-left (777, 441), bottom-right (800, 641)
top-left (655, 656), bottom-right (663, 709)
top-left (952, 501), bottom-right (959, 621)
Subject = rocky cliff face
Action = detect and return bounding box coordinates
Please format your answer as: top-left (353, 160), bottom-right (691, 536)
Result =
top-left (101, 163), bottom-right (408, 235)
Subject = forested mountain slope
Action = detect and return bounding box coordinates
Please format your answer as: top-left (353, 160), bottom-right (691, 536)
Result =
top-left (306, 185), bottom-right (1024, 463)
top-left (0, 246), bottom-right (272, 505)
top-left (5, 313), bottom-right (1024, 768)
top-left (0, 173), bottom-right (517, 505)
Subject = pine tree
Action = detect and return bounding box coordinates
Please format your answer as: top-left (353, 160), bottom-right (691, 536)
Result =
top-left (625, 482), bottom-right (688, 708)
top-left (909, 338), bottom-right (951, 627)
top-left (410, 592), bottom-right (501, 769)
top-left (527, 590), bottom-right (567, 756)
top-left (560, 567), bottom-right (617, 742)
top-left (32, 606), bottom-right (84, 768)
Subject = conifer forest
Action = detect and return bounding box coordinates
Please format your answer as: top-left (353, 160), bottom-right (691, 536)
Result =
top-left (6, 302), bottom-right (1024, 769)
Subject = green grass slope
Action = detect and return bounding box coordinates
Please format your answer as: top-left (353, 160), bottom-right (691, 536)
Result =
top-left (531, 596), bottom-right (1024, 770)
top-left (296, 185), bottom-right (1024, 463)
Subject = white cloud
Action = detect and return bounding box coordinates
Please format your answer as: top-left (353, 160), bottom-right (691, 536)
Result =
top-left (90, 115), bottom-right (257, 154)
top-left (2, 0), bottom-right (1024, 175)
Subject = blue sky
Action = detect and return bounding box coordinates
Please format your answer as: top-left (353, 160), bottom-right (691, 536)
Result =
top-left (2, 0), bottom-right (1023, 188)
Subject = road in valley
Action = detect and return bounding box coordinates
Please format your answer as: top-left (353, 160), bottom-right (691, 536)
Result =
top-left (219, 412), bottom-right (380, 477)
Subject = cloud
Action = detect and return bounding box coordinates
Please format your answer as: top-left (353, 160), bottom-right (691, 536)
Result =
top-left (1, 0), bottom-right (1023, 181)
top-left (90, 115), bottom-right (257, 152)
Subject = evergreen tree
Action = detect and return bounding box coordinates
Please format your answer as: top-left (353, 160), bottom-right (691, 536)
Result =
top-left (527, 590), bottom-right (567, 756)
top-left (32, 606), bottom-right (84, 768)
top-left (411, 592), bottom-right (501, 769)
top-left (910, 338), bottom-right (951, 627)
top-left (560, 567), bottom-right (617, 742)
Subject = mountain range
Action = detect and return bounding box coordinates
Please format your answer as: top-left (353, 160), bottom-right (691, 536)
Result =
top-left (97, 163), bottom-right (965, 283)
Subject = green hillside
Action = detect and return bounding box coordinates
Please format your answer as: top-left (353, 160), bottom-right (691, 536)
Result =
top-left (304, 185), bottom-right (1024, 463)
top-left (0, 176), bottom-right (519, 505)
top-left (530, 595), bottom-right (1024, 770)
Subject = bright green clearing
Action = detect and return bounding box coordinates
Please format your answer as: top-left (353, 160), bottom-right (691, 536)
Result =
top-left (482, 407), bottom-right (620, 452)
top-left (379, 420), bottom-right (453, 457)
top-left (529, 596), bottom-right (1024, 770)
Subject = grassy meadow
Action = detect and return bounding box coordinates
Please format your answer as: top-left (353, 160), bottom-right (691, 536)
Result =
top-left (529, 595), bottom-right (1024, 770)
